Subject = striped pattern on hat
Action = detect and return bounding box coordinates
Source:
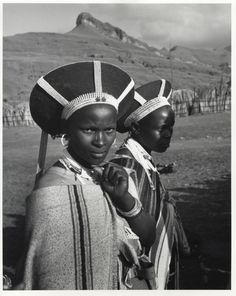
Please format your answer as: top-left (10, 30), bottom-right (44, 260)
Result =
top-left (117, 79), bottom-right (172, 133)
top-left (30, 61), bottom-right (135, 136)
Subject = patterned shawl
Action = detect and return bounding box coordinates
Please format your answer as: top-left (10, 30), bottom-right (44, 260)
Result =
top-left (20, 166), bottom-right (141, 290)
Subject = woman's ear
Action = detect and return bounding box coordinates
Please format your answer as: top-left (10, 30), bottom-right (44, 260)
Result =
top-left (130, 121), bottom-right (140, 136)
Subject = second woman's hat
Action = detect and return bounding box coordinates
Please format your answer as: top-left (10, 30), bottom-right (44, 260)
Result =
top-left (117, 79), bottom-right (172, 133)
top-left (30, 60), bottom-right (135, 136)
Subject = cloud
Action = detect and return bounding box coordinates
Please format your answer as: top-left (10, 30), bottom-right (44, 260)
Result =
top-left (91, 3), bottom-right (231, 49)
top-left (132, 4), bottom-right (231, 49)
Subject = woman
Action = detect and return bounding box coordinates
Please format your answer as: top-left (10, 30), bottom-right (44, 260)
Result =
top-left (111, 79), bottom-right (191, 289)
top-left (16, 61), bottom-right (156, 289)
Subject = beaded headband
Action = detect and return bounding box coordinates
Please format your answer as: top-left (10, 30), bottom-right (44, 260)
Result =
top-left (124, 79), bottom-right (171, 127)
top-left (37, 60), bottom-right (134, 120)
top-left (61, 92), bottom-right (119, 120)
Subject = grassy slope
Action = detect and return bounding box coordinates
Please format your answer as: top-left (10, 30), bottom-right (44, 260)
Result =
top-left (3, 28), bottom-right (230, 106)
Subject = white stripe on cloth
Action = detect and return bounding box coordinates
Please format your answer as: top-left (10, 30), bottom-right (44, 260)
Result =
top-left (151, 201), bottom-right (175, 289)
top-left (124, 138), bottom-right (156, 190)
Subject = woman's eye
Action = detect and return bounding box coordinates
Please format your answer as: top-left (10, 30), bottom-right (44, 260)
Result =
top-left (83, 129), bottom-right (94, 134)
top-left (158, 127), bottom-right (165, 133)
top-left (105, 128), bottom-right (115, 134)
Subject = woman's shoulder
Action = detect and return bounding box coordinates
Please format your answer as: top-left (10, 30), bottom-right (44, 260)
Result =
top-left (33, 162), bottom-right (76, 190)
top-left (27, 165), bottom-right (78, 208)
top-left (111, 147), bottom-right (141, 170)
top-left (115, 146), bottom-right (133, 158)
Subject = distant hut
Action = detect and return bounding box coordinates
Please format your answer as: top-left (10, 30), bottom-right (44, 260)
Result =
top-left (199, 88), bottom-right (210, 114)
top-left (15, 102), bottom-right (35, 126)
top-left (209, 88), bottom-right (218, 113)
top-left (224, 79), bottom-right (231, 111)
top-left (13, 103), bottom-right (23, 126)
top-left (3, 102), bottom-right (14, 127)
top-left (181, 89), bottom-right (195, 115)
top-left (191, 89), bottom-right (201, 115)
top-left (170, 89), bottom-right (188, 117)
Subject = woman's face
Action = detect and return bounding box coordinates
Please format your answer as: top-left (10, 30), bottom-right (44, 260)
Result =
top-left (133, 105), bottom-right (175, 153)
top-left (66, 104), bottom-right (117, 168)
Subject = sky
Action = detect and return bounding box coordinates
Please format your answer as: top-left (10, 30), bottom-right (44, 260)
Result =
top-left (2, 1), bottom-right (232, 50)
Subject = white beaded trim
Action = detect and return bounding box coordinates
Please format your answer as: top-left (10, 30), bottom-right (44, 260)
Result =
top-left (61, 92), bottom-right (119, 120)
top-left (124, 96), bottom-right (170, 127)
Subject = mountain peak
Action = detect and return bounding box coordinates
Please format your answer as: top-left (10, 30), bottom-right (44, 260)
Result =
top-left (73, 12), bottom-right (159, 53)
top-left (76, 12), bottom-right (95, 26)
top-left (75, 12), bottom-right (128, 42)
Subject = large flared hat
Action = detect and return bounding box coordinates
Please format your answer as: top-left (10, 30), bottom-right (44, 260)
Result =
top-left (30, 60), bottom-right (135, 136)
top-left (117, 79), bottom-right (172, 133)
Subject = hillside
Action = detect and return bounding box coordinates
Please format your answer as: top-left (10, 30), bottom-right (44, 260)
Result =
top-left (3, 12), bottom-right (231, 106)
top-left (166, 45), bottom-right (230, 71)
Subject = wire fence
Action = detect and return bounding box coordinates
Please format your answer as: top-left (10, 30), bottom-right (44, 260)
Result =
top-left (3, 86), bottom-right (231, 127)
top-left (3, 102), bottom-right (36, 127)
top-left (170, 86), bottom-right (231, 117)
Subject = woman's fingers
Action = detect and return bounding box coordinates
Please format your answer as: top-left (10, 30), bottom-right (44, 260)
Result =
top-left (102, 163), bottom-right (111, 182)
top-left (103, 163), bottom-right (127, 185)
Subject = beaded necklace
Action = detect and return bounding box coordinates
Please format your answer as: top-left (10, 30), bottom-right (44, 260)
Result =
top-left (59, 149), bottom-right (101, 184)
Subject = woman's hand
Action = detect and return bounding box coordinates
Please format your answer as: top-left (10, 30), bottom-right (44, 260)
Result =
top-left (101, 163), bottom-right (128, 198)
top-left (92, 163), bottom-right (156, 247)
top-left (92, 163), bottom-right (135, 211)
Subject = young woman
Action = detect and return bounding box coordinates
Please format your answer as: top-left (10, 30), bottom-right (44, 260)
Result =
top-left (15, 61), bottom-right (156, 290)
top-left (112, 79), bottom-right (191, 289)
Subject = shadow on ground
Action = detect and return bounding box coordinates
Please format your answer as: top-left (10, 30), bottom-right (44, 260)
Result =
top-left (169, 174), bottom-right (231, 289)
top-left (3, 214), bottom-right (25, 279)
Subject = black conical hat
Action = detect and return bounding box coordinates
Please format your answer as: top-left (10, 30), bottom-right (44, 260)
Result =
top-left (116, 79), bottom-right (172, 133)
top-left (30, 61), bottom-right (135, 136)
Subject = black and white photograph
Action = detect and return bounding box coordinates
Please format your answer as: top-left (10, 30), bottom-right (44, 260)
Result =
top-left (2, 1), bottom-right (233, 292)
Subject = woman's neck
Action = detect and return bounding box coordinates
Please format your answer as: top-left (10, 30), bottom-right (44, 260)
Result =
top-left (130, 135), bottom-right (152, 155)
top-left (67, 146), bottom-right (92, 169)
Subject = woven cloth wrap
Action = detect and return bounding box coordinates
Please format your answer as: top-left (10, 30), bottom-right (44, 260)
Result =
top-left (21, 166), bottom-right (141, 290)
top-left (111, 141), bottom-right (190, 289)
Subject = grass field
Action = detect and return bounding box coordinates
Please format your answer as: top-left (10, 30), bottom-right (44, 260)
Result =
top-left (2, 111), bottom-right (231, 289)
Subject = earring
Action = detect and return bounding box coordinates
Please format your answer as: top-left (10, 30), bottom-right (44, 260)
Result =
top-left (61, 134), bottom-right (69, 147)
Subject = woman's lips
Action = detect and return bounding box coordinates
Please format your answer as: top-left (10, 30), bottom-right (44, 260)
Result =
top-left (90, 151), bottom-right (107, 158)
top-left (158, 142), bottom-right (170, 149)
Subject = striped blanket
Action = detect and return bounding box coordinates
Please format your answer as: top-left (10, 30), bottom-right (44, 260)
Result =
top-left (111, 153), bottom-right (190, 289)
top-left (19, 166), bottom-right (141, 290)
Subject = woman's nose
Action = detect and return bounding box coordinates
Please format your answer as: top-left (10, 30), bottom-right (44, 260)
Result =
top-left (162, 128), bottom-right (172, 138)
top-left (94, 131), bottom-right (105, 147)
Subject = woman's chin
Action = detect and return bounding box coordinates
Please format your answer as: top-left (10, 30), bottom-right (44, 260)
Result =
top-left (89, 156), bottom-right (107, 166)
top-left (155, 146), bottom-right (169, 153)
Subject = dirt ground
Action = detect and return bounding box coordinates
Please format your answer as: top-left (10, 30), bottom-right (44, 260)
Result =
top-left (2, 112), bottom-right (231, 289)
